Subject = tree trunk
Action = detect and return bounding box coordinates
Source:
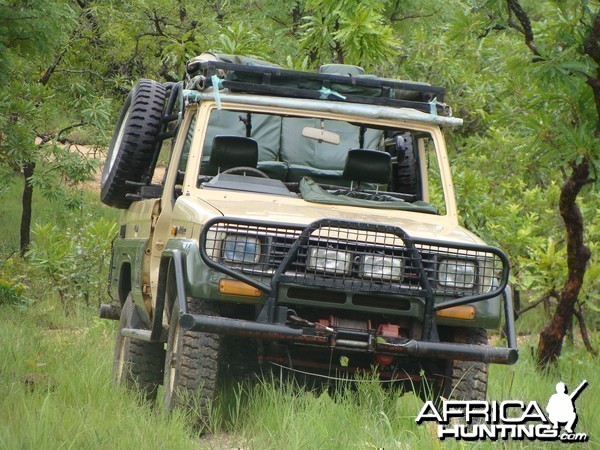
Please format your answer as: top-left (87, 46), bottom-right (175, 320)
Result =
top-left (536, 156), bottom-right (592, 369)
top-left (19, 161), bottom-right (36, 257)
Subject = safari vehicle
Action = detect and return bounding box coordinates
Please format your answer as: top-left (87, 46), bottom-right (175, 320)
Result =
top-left (99, 53), bottom-right (518, 417)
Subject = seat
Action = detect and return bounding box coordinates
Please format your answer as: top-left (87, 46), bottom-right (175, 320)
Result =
top-left (209, 135), bottom-right (259, 172)
top-left (343, 149), bottom-right (391, 189)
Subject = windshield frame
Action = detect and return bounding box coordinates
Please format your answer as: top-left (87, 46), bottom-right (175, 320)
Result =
top-left (181, 100), bottom-right (457, 219)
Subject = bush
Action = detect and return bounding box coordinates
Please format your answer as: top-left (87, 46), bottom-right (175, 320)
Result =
top-left (0, 257), bottom-right (28, 306)
top-left (26, 217), bottom-right (117, 315)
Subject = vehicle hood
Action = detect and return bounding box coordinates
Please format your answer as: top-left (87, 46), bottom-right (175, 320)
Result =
top-left (191, 190), bottom-right (485, 245)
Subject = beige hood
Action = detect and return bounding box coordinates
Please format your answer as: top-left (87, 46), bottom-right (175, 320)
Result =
top-left (191, 189), bottom-right (485, 245)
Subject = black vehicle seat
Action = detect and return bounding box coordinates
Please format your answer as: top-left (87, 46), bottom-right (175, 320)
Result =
top-left (343, 149), bottom-right (392, 190)
top-left (209, 135), bottom-right (259, 173)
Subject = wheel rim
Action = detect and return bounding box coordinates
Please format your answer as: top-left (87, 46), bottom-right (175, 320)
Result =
top-left (102, 108), bottom-right (131, 185)
top-left (165, 320), bottom-right (180, 406)
top-left (115, 333), bottom-right (126, 383)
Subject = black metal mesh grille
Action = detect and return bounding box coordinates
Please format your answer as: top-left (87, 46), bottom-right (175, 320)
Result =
top-left (202, 219), bottom-right (505, 298)
top-left (203, 222), bottom-right (303, 274)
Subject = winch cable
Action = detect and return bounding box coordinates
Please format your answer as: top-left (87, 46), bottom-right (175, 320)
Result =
top-left (267, 361), bottom-right (412, 384)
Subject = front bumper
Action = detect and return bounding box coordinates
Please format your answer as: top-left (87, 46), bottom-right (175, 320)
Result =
top-left (179, 312), bottom-right (518, 364)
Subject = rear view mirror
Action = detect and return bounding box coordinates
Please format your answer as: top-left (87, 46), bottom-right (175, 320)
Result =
top-left (302, 126), bottom-right (340, 145)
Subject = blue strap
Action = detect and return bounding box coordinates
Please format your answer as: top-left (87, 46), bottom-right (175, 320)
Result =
top-left (319, 87), bottom-right (346, 100)
top-left (429, 97), bottom-right (438, 116)
top-left (211, 75), bottom-right (223, 109)
top-left (182, 89), bottom-right (202, 103)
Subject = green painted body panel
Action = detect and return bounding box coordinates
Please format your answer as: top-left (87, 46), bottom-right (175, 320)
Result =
top-left (109, 237), bottom-right (151, 324)
top-left (159, 238), bottom-right (501, 329)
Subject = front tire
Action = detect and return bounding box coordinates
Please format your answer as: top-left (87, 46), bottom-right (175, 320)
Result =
top-left (163, 298), bottom-right (221, 425)
top-left (113, 295), bottom-right (165, 401)
top-left (418, 327), bottom-right (489, 403)
top-left (445, 327), bottom-right (489, 401)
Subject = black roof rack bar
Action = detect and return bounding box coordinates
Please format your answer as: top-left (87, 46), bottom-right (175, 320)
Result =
top-left (186, 60), bottom-right (449, 114)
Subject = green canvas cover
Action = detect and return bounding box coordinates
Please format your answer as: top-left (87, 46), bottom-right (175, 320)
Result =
top-left (214, 55), bottom-right (384, 98)
top-left (213, 52), bottom-right (282, 68)
top-left (280, 118), bottom-right (382, 170)
top-left (299, 177), bottom-right (437, 214)
top-left (199, 110), bottom-right (282, 175)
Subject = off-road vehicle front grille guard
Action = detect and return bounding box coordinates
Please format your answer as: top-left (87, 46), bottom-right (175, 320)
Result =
top-left (183, 217), bottom-right (518, 365)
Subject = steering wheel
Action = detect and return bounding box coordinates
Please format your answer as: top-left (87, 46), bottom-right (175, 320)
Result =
top-left (221, 166), bottom-right (270, 178)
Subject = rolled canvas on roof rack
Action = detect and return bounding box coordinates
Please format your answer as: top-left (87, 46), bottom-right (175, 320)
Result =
top-left (186, 55), bottom-right (450, 116)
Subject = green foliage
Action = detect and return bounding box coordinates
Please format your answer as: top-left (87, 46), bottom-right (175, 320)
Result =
top-left (216, 23), bottom-right (270, 60)
top-left (0, 267), bottom-right (26, 306)
top-left (334, 5), bottom-right (399, 67)
top-left (0, 0), bottom-right (75, 82)
top-left (0, 0), bottom-right (597, 340)
top-left (300, 0), bottom-right (399, 68)
top-left (26, 218), bottom-right (117, 315)
top-left (385, 0), bottom-right (600, 318)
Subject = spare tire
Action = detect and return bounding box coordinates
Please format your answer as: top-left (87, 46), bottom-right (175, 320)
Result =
top-left (101, 79), bottom-right (166, 208)
top-left (395, 133), bottom-right (419, 195)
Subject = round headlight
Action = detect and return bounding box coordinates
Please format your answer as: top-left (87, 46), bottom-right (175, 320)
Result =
top-left (222, 235), bottom-right (261, 264)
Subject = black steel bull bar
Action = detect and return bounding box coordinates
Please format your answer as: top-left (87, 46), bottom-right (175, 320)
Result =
top-left (181, 217), bottom-right (518, 365)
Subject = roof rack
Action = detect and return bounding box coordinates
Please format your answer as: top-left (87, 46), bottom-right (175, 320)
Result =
top-left (186, 60), bottom-right (451, 116)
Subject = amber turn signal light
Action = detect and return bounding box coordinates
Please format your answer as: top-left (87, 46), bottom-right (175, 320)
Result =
top-left (435, 305), bottom-right (476, 320)
top-left (218, 279), bottom-right (262, 297)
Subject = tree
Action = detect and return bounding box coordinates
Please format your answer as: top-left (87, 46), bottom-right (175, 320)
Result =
top-left (414, 0), bottom-right (599, 368)
top-left (299, 0), bottom-right (399, 69)
top-left (469, 0), bottom-right (599, 368)
top-left (0, 1), bottom-right (98, 256)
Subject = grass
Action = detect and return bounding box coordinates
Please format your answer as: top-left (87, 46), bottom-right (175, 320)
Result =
top-left (0, 301), bottom-right (200, 449)
top-left (1, 174), bottom-right (599, 448)
top-left (207, 343), bottom-right (600, 449)
top-left (2, 299), bottom-right (598, 449)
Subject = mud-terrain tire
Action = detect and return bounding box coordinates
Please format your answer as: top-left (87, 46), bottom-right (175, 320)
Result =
top-left (395, 133), bottom-right (418, 195)
top-left (113, 295), bottom-right (166, 401)
top-left (418, 327), bottom-right (489, 403)
top-left (101, 79), bottom-right (166, 208)
top-left (441, 327), bottom-right (489, 401)
top-left (163, 298), bottom-right (221, 425)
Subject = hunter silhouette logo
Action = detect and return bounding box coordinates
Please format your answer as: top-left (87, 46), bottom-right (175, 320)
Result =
top-left (546, 380), bottom-right (587, 435)
top-left (416, 379), bottom-right (589, 442)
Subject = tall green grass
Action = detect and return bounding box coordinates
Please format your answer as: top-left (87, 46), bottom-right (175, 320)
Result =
top-left (206, 342), bottom-right (599, 450)
top-left (0, 301), bottom-right (201, 449)
top-left (2, 299), bottom-right (597, 449)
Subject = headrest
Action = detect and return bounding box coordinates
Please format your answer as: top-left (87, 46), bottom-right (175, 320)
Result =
top-left (210, 135), bottom-right (258, 169)
top-left (343, 149), bottom-right (391, 185)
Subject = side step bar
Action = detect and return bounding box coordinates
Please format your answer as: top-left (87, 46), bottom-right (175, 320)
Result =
top-left (120, 328), bottom-right (152, 342)
top-left (120, 328), bottom-right (168, 343)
